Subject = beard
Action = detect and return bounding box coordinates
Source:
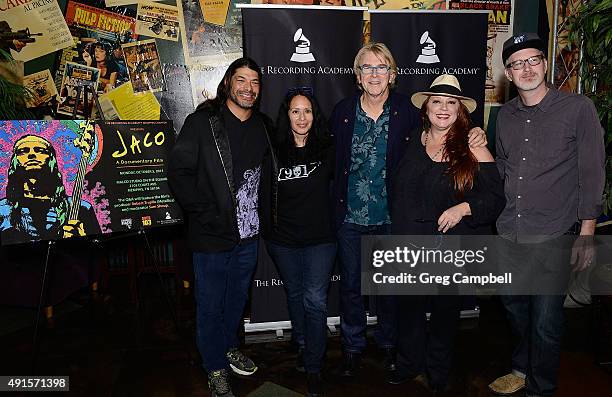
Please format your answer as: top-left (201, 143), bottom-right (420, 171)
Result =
top-left (229, 89), bottom-right (257, 110)
top-left (515, 70), bottom-right (546, 92)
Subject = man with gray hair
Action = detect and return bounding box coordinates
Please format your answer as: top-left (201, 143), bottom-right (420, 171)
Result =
top-left (490, 33), bottom-right (605, 397)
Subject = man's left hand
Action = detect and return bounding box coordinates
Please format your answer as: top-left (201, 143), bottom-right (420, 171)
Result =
top-left (468, 127), bottom-right (488, 147)
top-left (571, 235), bottom-right (596, 272)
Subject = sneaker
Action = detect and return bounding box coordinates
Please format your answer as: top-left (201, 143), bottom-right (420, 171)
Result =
top-left (226, 348), bottom-right (258, 376)
top-left (208, 369), bottom-right (235, 397)
top-left (307, 372), bottom-right (324, 397)
top-left (488, 373), bottom-right (526, 395)
top-left (296, 347), bottom-right (305, 373)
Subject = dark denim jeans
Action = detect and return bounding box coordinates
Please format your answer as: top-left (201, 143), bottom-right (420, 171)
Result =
top-left (337, 222), bottom-right (398, 353)
top-left (501, 294), bottom-right (565, 397)
top-left (498, 237), bottom-right (571, 397)
top-left (266, 241), bottom-right (337, 374)
top-left (396, 295), bottom-right (461, 389)
top-left (193, 240), bottom-right (258, 372)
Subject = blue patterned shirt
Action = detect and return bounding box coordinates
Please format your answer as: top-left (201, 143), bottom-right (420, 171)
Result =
top-left (345, 100), bottom-right (391, 226)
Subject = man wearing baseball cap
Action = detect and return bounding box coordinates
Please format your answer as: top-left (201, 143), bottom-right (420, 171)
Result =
top-left (489, 33), bottom-right (605, 396)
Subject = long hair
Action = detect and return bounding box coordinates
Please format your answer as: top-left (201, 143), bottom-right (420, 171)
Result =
top-left (275, 88), bottom-right (331, 165)
top-left (420, 99), bottom-right (478, 198)
top-left (6, 136), bottom-right (69, 230)
top-left (197, 57), bottom-right (262, 111)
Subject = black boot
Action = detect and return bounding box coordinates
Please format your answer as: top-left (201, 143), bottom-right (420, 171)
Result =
top-left (296, 347), bottom-right (305, 373)
top-left (382, 347), bottom-right (396, 372)
top-left (340, 352), bottom-right (361, 377)
top-left (307, 372), bottom-right (324, 397)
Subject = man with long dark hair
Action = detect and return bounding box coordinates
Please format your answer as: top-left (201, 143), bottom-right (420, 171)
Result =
top-left (168, 57), bottom-right (275, 397)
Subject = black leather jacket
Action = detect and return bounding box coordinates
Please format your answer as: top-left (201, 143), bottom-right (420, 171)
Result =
top-left (168, 104), bottom-right (277, 252)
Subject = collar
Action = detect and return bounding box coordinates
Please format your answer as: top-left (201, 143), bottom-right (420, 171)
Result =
top-left (357, 95), bottom-right (391, 116)
top-left (513, 84), bottom-right (558, 114)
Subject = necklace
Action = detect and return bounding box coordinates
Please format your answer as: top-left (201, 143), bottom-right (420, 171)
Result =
top-left (424, 131), bottom-right (444, 160)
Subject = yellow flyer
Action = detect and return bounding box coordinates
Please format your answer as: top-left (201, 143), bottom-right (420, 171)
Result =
top-left (99, 81), bottom-right (161, 120)
top-left (200, 0), bottom-right (231, 26)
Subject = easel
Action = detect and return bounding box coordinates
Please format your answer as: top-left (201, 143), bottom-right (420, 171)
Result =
top-left (29, 113), bottom-right (193, 372)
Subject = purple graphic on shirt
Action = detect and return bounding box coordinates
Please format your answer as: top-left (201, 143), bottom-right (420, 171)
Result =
top-left (236, 165), bottom-right (261, 239)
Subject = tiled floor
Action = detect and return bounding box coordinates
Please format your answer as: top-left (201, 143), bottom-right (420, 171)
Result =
top-left (1, 275), bottom-right (611, 397)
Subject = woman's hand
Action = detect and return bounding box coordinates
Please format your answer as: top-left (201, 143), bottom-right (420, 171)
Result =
top-left (468, 127), bottom-right (488, 147)
top-left (438, 203), bottom-right (471, 233)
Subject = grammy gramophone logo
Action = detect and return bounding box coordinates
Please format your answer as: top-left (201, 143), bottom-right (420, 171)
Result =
top-left (416, 31), bottom-right (440, 64)
top-left (290, 28), bottom-right (315, 63)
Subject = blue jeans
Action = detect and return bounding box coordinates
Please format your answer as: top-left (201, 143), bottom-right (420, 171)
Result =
top-left (266, 241), bottom-right (337, 374)
top-left (501, 295), bottom-right (565, 397)
top-left (337, 222), bottom-right (398, 352)
top-left (193, 241), bottom-right (258, 372)
top-left (498, 237), bottom-right (570, 397)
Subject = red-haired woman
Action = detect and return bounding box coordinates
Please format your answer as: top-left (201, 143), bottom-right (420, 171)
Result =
top-left (388, 74), bottom-right (505, 392)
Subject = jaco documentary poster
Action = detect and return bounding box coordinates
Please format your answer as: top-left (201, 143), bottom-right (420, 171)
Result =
top-left (0, 120), bottom-right (182, 246)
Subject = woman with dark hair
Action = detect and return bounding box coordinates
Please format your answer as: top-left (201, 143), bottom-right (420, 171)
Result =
top-left (82, 42), bottom-right (119, 92)
top-left (388, 75), bottom-right (504, 392)
top-left (262, 88), bottom-right (335, 397)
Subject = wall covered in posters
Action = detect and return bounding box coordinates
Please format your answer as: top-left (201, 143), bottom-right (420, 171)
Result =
top-left (0, 120), bottom-right (181, 246)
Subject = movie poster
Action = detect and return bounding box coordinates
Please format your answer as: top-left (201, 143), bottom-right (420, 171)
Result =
top-left (54, 1), bottom-right (137, 94)
top-left (0, 120), bottom-right (109, 245)
top-left (187, 62), bottom-right (228, 108)
top-left (0, 0), bottom-right (73, 62)
top-left (57, 62), bottom-right (100, 117)
top-left (91, 121), bottom-right (182, 232)
top-left (23, 69), bottom-right (58, 108)
top-left (136, 1), bottom-right (180, 42)
top-left (105, 0), bottom-right (161, 6)
top-left (546, 0), bottom-right (581, 93)
top-left (449, 0), bottom-right (514, 105)
top-left (160, 63), bottom-right (194, 133)
top-left (122, 39), bottom-right (165, 93)
top-left (178, 0), bottom-right (248, 64)
top-left (0, 120), bottom-right (182, 246)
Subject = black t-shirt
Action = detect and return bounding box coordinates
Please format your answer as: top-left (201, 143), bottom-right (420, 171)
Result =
top-left (222, 105), bottom-right (268, 239)
top-left (268, 144), bottom-right (335, 247)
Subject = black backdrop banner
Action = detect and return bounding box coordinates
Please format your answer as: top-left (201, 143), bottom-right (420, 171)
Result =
top-left (241, 5), bottom-right (365, 120)
top-left (371, 10), bottom-right (489, 126)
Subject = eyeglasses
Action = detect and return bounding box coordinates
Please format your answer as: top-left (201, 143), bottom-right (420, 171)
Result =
top-left (505, 55), bottom-right (544, 70)
top-left (358, 65), bottom-right (391, 75)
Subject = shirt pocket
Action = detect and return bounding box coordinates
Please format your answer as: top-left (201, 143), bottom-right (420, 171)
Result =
top-left (534, 123), bottom-right (575, 167)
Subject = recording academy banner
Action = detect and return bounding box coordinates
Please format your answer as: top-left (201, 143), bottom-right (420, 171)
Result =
top-left (370, 10), bottom-right (488, 126)
top-left (241, 4), bottom-right (366, 119)
top-left (0, 120), bottom-right (182, 246)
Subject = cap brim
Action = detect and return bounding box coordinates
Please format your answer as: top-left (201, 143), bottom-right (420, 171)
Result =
top-left (411, 92), bottom-right (477, 113)
top-left (502, 39), bottom-right (546, 64)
